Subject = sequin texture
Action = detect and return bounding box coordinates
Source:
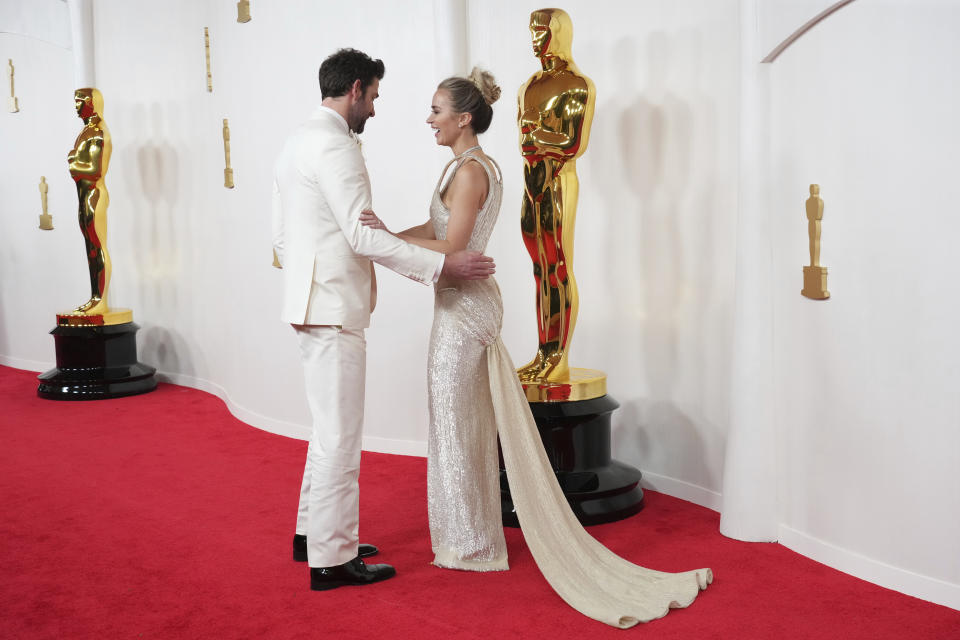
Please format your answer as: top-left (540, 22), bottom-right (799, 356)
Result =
top-left (426, 150), bottom-right (508, 571)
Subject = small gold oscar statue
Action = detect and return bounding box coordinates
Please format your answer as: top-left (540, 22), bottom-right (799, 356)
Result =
top-left (237, 0), bottom-right (251, 23)
top-left (272, 248), bottom-right (282, 268)
top-left (38, 176), bottom-right (53, 230)
top-left (7, 59), bottom-right (19, 113)
top-left (801, 184), bottom-right (830, 300)
top-left (204, 28), bottom-right (213, 92)
top-left (223, 118), bottom-right (235, 188)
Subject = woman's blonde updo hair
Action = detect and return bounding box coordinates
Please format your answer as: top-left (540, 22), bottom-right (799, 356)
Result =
top-left (438, 66), bottom-right (500, 134)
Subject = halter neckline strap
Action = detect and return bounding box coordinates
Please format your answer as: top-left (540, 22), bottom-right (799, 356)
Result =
top-left (456, 145), bottom-right (482, 158)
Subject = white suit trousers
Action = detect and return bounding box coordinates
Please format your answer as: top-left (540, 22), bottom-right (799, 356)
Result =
top-left (293, 324), bottom-right (366, 568)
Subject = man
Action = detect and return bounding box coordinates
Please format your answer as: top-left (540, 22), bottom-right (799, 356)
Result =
top-left (272, 48), bottom-right (495, 591)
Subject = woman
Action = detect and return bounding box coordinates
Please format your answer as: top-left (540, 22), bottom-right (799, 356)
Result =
top-left (364, 68), bottom-right (508, 571)
top-left (361, 68), bottom-right (711, 628)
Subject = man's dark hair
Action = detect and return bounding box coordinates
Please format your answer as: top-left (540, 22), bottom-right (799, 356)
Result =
top-left (318, 48), bottom-right (385, 99)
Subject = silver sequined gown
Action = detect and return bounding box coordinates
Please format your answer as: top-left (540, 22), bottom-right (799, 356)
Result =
top-left (425, 148), bottom-right (714, 627)
top-left (427, 149), bottom-right (509, 571)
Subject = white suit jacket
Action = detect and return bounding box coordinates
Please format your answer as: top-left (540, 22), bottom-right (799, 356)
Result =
top-left (272, 106), bottom-right (443, 328)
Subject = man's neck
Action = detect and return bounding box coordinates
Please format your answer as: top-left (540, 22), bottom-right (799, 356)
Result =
top-left (321, 97), bottom-right (351, 129)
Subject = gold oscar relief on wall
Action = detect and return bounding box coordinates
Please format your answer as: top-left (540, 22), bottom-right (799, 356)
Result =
top-left (204, 28), bottom-right (213, 92)
top-left (237, 0), bottom-right (251, 23)
top-left (38, 176), bottom-right (53, 230)
top-left (223, 118), bottom-right (235, 188)
top-left (7, 59), bottom-right (19, 113)
top-left (272, 248), bottom-right (282, 268)
top-left (516, 8), bottom-right (601, 401)
top-left (59, 88), bottom-right (131, 326)
top-left (802, 184), bottom-right (830, 300)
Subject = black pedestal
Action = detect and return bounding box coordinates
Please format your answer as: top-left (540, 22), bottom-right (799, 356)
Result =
top-left (37, 322), bottom-right (157, 400)
top-left (500, 394), bottom-right (644, 527)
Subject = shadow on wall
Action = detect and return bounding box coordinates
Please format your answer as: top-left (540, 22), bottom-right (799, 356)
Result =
top-left (114, 101), bottom-right (194, 377)
top-left (617, 397), bottom-right (707, 485)
top-left (135, 102), bottom-right (183, 322)
top-left (138, 324), bottom-right (194, 379)
top-left (598, 30), bottom-right (723, 488)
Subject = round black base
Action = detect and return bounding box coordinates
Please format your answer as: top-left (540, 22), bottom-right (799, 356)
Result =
top-left (500, 394), bottom-right (644, 527)
top-left (37, 322), bottom-right (158, 400)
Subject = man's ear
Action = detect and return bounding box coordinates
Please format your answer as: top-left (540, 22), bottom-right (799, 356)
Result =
top-left (349, 79), bottom-right (363, 101)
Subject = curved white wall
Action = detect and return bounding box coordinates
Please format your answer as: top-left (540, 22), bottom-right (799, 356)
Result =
top-left (763, 0), bottom-right (960, 609)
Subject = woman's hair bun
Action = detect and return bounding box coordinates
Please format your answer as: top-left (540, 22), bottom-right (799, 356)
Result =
top-left (468, 67), bottom-right (501, 105)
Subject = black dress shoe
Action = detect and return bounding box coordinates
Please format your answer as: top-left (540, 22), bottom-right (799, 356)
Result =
top-left (293, 534), bottom-right (379, 561)
top-left (310, 556), bottom-right (396, 591)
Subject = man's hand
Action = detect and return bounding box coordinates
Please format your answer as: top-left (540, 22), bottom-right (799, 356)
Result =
top-left (442, 250), bottom-right (495, 280)
top-left (359, 209), bottom-right (391, 233)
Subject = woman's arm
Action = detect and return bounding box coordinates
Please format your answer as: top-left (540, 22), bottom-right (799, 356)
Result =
top-left (398, 162), bottom-right (487, 255)
top-left (398, 220), bottom-right (436, 239)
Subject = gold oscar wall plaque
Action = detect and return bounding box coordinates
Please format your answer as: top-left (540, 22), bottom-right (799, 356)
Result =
top-left (237, 0), bottom-right (251, 23)
top-left (204, 28), bottom-right (213, 92)
top-left (802, 184), bottom-right (830, 300)
top-left (7, 59), bottom-right (19, 113)
top-left (222, 118), bottom-right (235, 188)
top-left (37, 89), bottom-right (156, 400)
top-left (38, 176), bottom-right (53, 230)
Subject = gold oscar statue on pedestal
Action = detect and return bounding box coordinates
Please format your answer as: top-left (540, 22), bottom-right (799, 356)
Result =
top-left (59, 88), bottom-right (131, 326)
top-left (500, 10), bottom-right (642, 526)
top-left (801, 184), bottom-right (830, 300)
top-left (516, 8), bottom-right (601, 401)
top-left (38, 88), bottom-right (156, 399)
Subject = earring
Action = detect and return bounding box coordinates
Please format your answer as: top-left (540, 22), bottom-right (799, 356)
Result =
top-left (458, 123), bottom-right (463, 128)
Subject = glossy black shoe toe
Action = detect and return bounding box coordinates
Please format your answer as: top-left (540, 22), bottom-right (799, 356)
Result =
top-left (310, 556), bottom-right (396, 591)
top-left (293, 534), bottom-right (379, 561)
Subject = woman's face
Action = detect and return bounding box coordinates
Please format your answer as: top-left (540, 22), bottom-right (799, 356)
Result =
top-left (426, 89), bottom-right (462, 147)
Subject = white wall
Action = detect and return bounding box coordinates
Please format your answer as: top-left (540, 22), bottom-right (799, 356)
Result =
top-left (0, 0), bottom-right (78, 370)
top-left (764, 0), bottom-right (960, 607)
top-left (0, 0), bottom-right (742, 483)
top-left (467, 0), bottom-right (741, 505)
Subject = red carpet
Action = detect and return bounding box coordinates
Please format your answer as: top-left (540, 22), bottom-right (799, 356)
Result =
top-left (1, 364), bottom-right (957, 639)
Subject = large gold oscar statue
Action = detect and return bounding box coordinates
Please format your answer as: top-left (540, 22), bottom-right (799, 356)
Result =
top-left (516, 8), bottom-right (602, 401)
top-left (59, 88), bottom-right (130, 326)
top-left (498, 9), bottom-right (642, 527)
top-left (38, 88), bottom-right (155, 399)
